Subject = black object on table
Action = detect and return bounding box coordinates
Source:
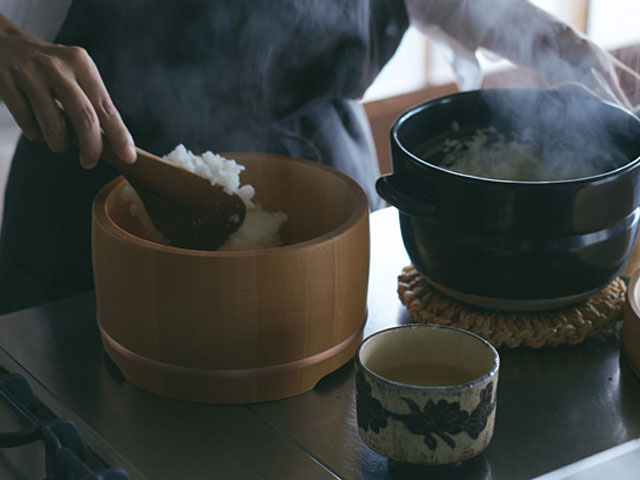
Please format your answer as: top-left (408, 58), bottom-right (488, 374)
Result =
top-left (0, 369), bottom-right (130, 479)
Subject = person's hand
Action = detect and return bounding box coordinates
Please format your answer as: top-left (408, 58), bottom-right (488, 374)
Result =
top-left (0, 14), bottom-right (136, 168)
top-left (532, 24), bottom-right (640, 111)
top-left (406, 0), bottom-right (640, 111)
top-left (610, 55), bottom-right (640, 110)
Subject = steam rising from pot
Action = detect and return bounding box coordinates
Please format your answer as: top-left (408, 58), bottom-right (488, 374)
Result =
top-left (60, 1), bottom-right (639, 184)
top-left (404, 0), bottom-right (640, 180)
top-left (413, 88), bottom-right (640, 182)
top-left (62, 0), bottom-right (390, 158)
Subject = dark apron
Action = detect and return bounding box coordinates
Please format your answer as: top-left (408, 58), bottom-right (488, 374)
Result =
top-left (0, 0), bottom-right (408, 313)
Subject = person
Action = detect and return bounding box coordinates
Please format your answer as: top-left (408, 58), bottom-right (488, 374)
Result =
top-left (0, 0), bottom-right (639, 314)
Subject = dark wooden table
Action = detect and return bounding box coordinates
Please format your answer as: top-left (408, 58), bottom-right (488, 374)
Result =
top-left (1, 207), bottom-right (640, 479)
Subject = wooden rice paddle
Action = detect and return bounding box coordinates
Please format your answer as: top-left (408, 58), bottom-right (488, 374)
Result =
top-left (101, 142), bottom-right (246, 250)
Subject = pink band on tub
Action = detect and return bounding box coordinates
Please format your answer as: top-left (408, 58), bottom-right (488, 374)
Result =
top-left (97, 317), bottom-right (365, 379)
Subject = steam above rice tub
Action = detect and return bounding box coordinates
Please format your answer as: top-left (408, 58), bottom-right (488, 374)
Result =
top-left (436, 127), bottom-right (608, 181)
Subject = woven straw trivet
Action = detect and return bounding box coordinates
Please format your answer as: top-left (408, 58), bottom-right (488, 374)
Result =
top-left (398, 265), bottom-right (626, 348)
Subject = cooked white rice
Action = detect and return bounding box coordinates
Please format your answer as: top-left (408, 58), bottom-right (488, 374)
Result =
top-left (439, 127), bottom-right (603, 181)
top-left (218, 205), bottom-right (288, 251)
top-left (162, 145), bottom-right (287, 250)
top-left (120, 145), bottom-right (287, 250)
top-left (163, 144), bottom-right (256, 208)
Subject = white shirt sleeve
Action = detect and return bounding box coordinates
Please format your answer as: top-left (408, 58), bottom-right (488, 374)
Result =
top-left (403, 0), bottom-right (517, 91)
top-left (1, 0), bottom-right (73, 42)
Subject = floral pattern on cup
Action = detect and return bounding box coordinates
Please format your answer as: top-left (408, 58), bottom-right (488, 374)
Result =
top-left (355, 324), bottom-right (500, 465)
top-left (356, 368), bottom-right (495, 450)
top-left (355, 368), bottom-right (388, 433)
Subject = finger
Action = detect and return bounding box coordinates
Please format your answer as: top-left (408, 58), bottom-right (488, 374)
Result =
top-left (69, 48), bottom-right (136, 164)
top-left (13, 64), bottom-right (70, 153)
top-left (0, 73), bottom-right (44, 141)
top-left (51, 77), bottom-right (102, 169)
top-left (89, 88), bottom-right (136, 165)
top-left (604, 70), bottom-right (633, 110)
top-left (611, 56), bottom-right (640, 82)
top-left (611, 57), bottom-right (640, 102)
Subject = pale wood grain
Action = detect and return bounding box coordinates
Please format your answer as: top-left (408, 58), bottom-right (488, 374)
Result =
top-left (92, 153), bottom-right (370, 404)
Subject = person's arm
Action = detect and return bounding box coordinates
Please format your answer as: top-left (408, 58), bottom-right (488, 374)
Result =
top-left (0, 14), bottom-right (135, 168)
top-left (404, 0), bottom-right (640, 109)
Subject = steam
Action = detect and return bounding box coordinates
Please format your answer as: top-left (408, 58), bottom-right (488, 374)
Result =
top-left (419, 87), bottom-right (640, 181)
top-left (406, 0), bottom-right (640, 108)
top-left (404, 0), bottom-right (640, 175)
top-left (611, 49), bottom-right (640, 112)
top-left (55, 2), bottom-right (357, 152)
top-left (54, 0), bottom-right (640, 190)
top-left (52, 0), bottom-right (409, 208)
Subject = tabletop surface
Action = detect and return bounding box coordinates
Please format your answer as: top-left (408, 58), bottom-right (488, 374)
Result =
top-left (1, 206), bottom-right (640, 480)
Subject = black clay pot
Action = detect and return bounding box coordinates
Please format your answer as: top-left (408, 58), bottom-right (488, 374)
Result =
top-left (377, 88), bottom-right (640, 310)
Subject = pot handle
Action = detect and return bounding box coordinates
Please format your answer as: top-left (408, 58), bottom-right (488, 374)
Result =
top-left (376, 174), bottom-right (436, 217)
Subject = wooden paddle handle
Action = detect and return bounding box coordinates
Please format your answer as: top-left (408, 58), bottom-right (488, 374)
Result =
top-left (99, 140), bottom-right (171, 191)
top-left (99, 138), bottom-right (127, 168)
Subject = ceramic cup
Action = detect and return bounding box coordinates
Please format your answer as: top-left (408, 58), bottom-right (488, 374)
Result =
top-left (355, 324), bottom-right (500, 465)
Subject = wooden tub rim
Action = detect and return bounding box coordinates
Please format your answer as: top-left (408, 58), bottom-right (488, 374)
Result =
top-left (93, 153), bottom-right (370, 258)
